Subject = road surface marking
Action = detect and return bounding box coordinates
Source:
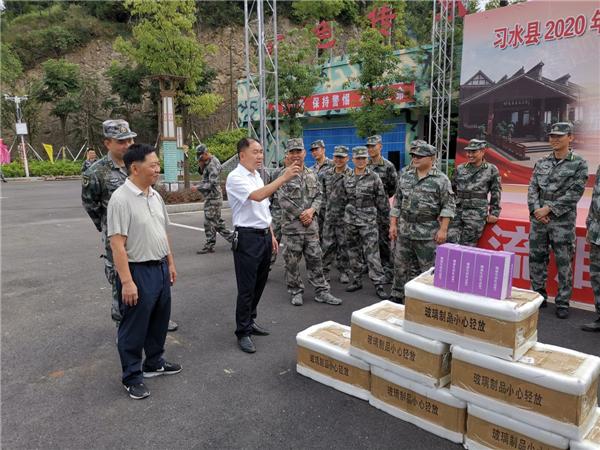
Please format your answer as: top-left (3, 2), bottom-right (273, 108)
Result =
top-left (170, 222), bottom-right (204, 232)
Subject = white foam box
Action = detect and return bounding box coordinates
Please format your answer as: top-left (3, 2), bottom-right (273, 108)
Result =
top-left (451, 343), bottom-right (600, 440)
top-left (571, 408), bottom-right (600, 450)
top-left (465, 404), bottom-right (570, 450)
top-left (349, 301), bottom-right (451, 388)
top-left (296, 321), bottom-right (370, 400)
top-left (403, 268), bottom-right (543, 361)
top-left (369, 365), bottom-right (466, 444)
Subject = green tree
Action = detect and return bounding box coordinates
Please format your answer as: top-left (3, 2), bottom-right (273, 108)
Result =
top-left (114, 0), bottom-right (222, 122)
top-left (292, 0), bottom-right (351, 21)
top-left (36, 59), bottom-right (82, 147)
top-left (347, 28), bottom-right (400, 138)
top-left (105, 62), bottom-right (149, 122)
top-left (0, 43), bottom-right (23, 89)
top-left (265, 28), bottom-right (325, 137)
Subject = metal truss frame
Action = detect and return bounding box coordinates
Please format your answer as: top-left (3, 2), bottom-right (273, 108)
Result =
top-left (428, 0), bottom-right (458, 174)
top-left (243, 0), bottom-right (280, 168)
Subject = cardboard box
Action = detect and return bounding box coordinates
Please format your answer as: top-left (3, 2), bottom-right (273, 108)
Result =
top-left (465, 404), bottom-right (569, 450)
top-left (404, 269), bottom-right (543, 360)
top-left (451, 344), bottom-right (600, 440)
top-left (369, 366), bottom-right (466, 444)
top-left (350, 301), bottom-right (451, 388)
top-left (571, 408), bottom-right (600, 450)
top-left (296, 321), bottom-right (370, 400)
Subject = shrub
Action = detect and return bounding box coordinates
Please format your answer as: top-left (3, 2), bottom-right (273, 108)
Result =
top-left (204, 128), bottom-right (248, 163)
top-left (1, 160), bottom-right (83, 177)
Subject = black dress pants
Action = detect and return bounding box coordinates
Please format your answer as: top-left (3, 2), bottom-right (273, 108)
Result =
top-left (233, 228), bottom-right (272, 338)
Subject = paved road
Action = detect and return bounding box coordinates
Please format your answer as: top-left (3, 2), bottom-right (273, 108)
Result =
top-left (2, 180), bottom-right (598, 449)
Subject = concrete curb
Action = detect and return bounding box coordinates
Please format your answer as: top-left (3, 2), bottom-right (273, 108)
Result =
top-left (6, 175), bottom-right (82, 182)
top-left (166, 201), bottom-right (231, 213)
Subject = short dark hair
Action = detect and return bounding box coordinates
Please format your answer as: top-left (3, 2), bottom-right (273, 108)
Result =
top-left (124, 143), bottom-right (156, 173)
top-left (237, 137), bottom-right (258, 155)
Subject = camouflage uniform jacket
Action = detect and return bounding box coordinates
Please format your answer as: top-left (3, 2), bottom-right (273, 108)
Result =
top-left (81, 159), bottom-right (97, 173)
top-left (368, 157), bottom-right (397, 198)
top-left (321, 166), bottom-right (352, 223)
top-left (342, 168), bottom-right (389, 227)
top-left (269, 166), bottom-right (285, 220)
top-left (276, 167), bottom-right (322, 235)
top-left (586, 165), bottom-right (600, 245)
top-left (391, 166), bottom-right (455, 240)
top-left (527, 151), bottom-right (588, 219)
top-left (81, 153), bottom-right (128, 232)
top-left (310, 158), bottom-right (334, 181)
top-left (452, 161), bottom-right (502, 216)
top-left (196, 155), bottom-right (223, 202)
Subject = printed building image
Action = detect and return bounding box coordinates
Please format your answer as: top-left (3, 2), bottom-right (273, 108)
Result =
top-left (459, 62), bottom-right (583, 161)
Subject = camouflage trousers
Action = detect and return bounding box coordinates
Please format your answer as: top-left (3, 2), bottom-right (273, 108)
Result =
top-left (378, 215), bottom-right (393, 278)
top-left (102, 230), bottom-right (121, 323)
top-left (529, 216), bottom-right (576, 309)
top-left (281, 233), bottom-right (330, 296)
top-left (391, 237), bottom-right (437, 301)
top-left (270, 215), bottom-right (282, 266)
top-left (589, 243), bottom-right (600, 315)
top-left (321, 218), bottom-right (350, 276)
top-left (346, 224), bottom-right (386, 285)
top-left (204, 199), bottom-right (233, 248)
top-left (447, 207), bottom-right (487, 246)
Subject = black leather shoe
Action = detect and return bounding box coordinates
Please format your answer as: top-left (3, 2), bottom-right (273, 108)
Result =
top-left (197, 247), bottom-right (215, 254)
top-left (556, 308), bottom-right (569, 319)
top-left (345, 282), bottom-right (363, 292)
top-left (238, 336), bottom-right (256, 353)
top-left (251, 322), bottom-right (270, 336)
top-left (376, 285), bottom-right (390, 300)
top-left (582, 318), bottom-right (600, 332)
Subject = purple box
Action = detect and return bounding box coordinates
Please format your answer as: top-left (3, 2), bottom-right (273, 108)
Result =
top-left (486, 253), bottom-right (512, 299)
top-left (457, 250), bottom-right (476, 294)
top-left (445, 247), bottom-right (463, 292)
top-left (434, 244), bottom-right (452, 288)
top-left (473, 252), bottom-right (491, 297)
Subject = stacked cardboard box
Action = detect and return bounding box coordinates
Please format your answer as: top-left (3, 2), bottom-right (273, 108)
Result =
top-left (571, 408), bottom-right (600, 450)
top-left (404, 268), bottom-right (541, 360)
top-left (296, 321), bottom-right (370, 400)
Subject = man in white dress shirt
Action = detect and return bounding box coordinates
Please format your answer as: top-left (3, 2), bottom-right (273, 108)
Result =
top-left (226, 138), bottom-right (301, 353)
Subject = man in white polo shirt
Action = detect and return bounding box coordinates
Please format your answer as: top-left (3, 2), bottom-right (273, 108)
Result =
top-left (226, 137), bottom-right (300, 353)
top-left (108, 143), bottom-right (181, 399)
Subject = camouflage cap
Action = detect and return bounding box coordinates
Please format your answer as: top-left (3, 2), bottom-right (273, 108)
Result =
top-left (549, 122), bottom-right (573, 136)
top-left (409, 142), bottom-right (436, 157)
top-left (102, 119), bottom-right (137, 140)
top-left (310, 139), bottom-right (325, 150)
top-left (464, 139), bottom-right (487, 151)
top-left (195, 143), bottom-right (207, 155)
top-left (352, 146), bottom-right (369, 158)
top-left (409, 139), bottom-right (428, 151)
top-left (333, 145), bottom-right (349, 157)
top-left (285, 138), bottom-right (305, 152)
top-left (366, 135), bottom-right (382, 146)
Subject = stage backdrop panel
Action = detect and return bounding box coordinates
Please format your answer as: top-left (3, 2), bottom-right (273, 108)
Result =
top-left (458, 1), bottom-right (600, 186)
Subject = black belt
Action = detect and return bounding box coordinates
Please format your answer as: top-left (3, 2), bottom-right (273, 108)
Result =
top-left (542, 192), bottom-right (561, 201)
top-left (130, 258), bottom-right (166, 266)
top-left (457, 191), bottom-right (488, 200)
top-left (235, 226), bottom-right (270, 235)
top-left (402, 213), bottom-right (438, 223)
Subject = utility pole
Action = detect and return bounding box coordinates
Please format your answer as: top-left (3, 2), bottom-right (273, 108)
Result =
top-left (4, 94), bottom-right (30, 177)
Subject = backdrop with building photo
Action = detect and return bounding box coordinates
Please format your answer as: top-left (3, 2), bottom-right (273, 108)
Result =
top-left (458, 1), bottom-right (600, 185)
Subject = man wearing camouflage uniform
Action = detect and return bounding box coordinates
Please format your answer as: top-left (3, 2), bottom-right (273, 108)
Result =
top-left (309, 140), bottom-right (334, 241)
top-left (389, 141), bottom-right (455, 304)
top-left (582, 164), bottom-right (600, 331)
top-left (275, 138), bottom-right (342, 307)
top-left (268, 155), bottom-right (289, 268)
top-left (321, 145), bottom-right (352, 284)
top-left (193, 144), bottom-right (234, 254)
top-left (367, 135), bottom-right (397, 283)
top-left (528, 122), bottom-right (588, 319)
top-left (82, 119), bottom-right (178, 330)
top-left (448, 139), bottom-right (502, 246)
top-left (343, 146), bottom-right (390, 300)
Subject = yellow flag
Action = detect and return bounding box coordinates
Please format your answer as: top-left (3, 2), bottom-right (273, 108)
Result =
top-left (42, 143), bottom-right (54, 163)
